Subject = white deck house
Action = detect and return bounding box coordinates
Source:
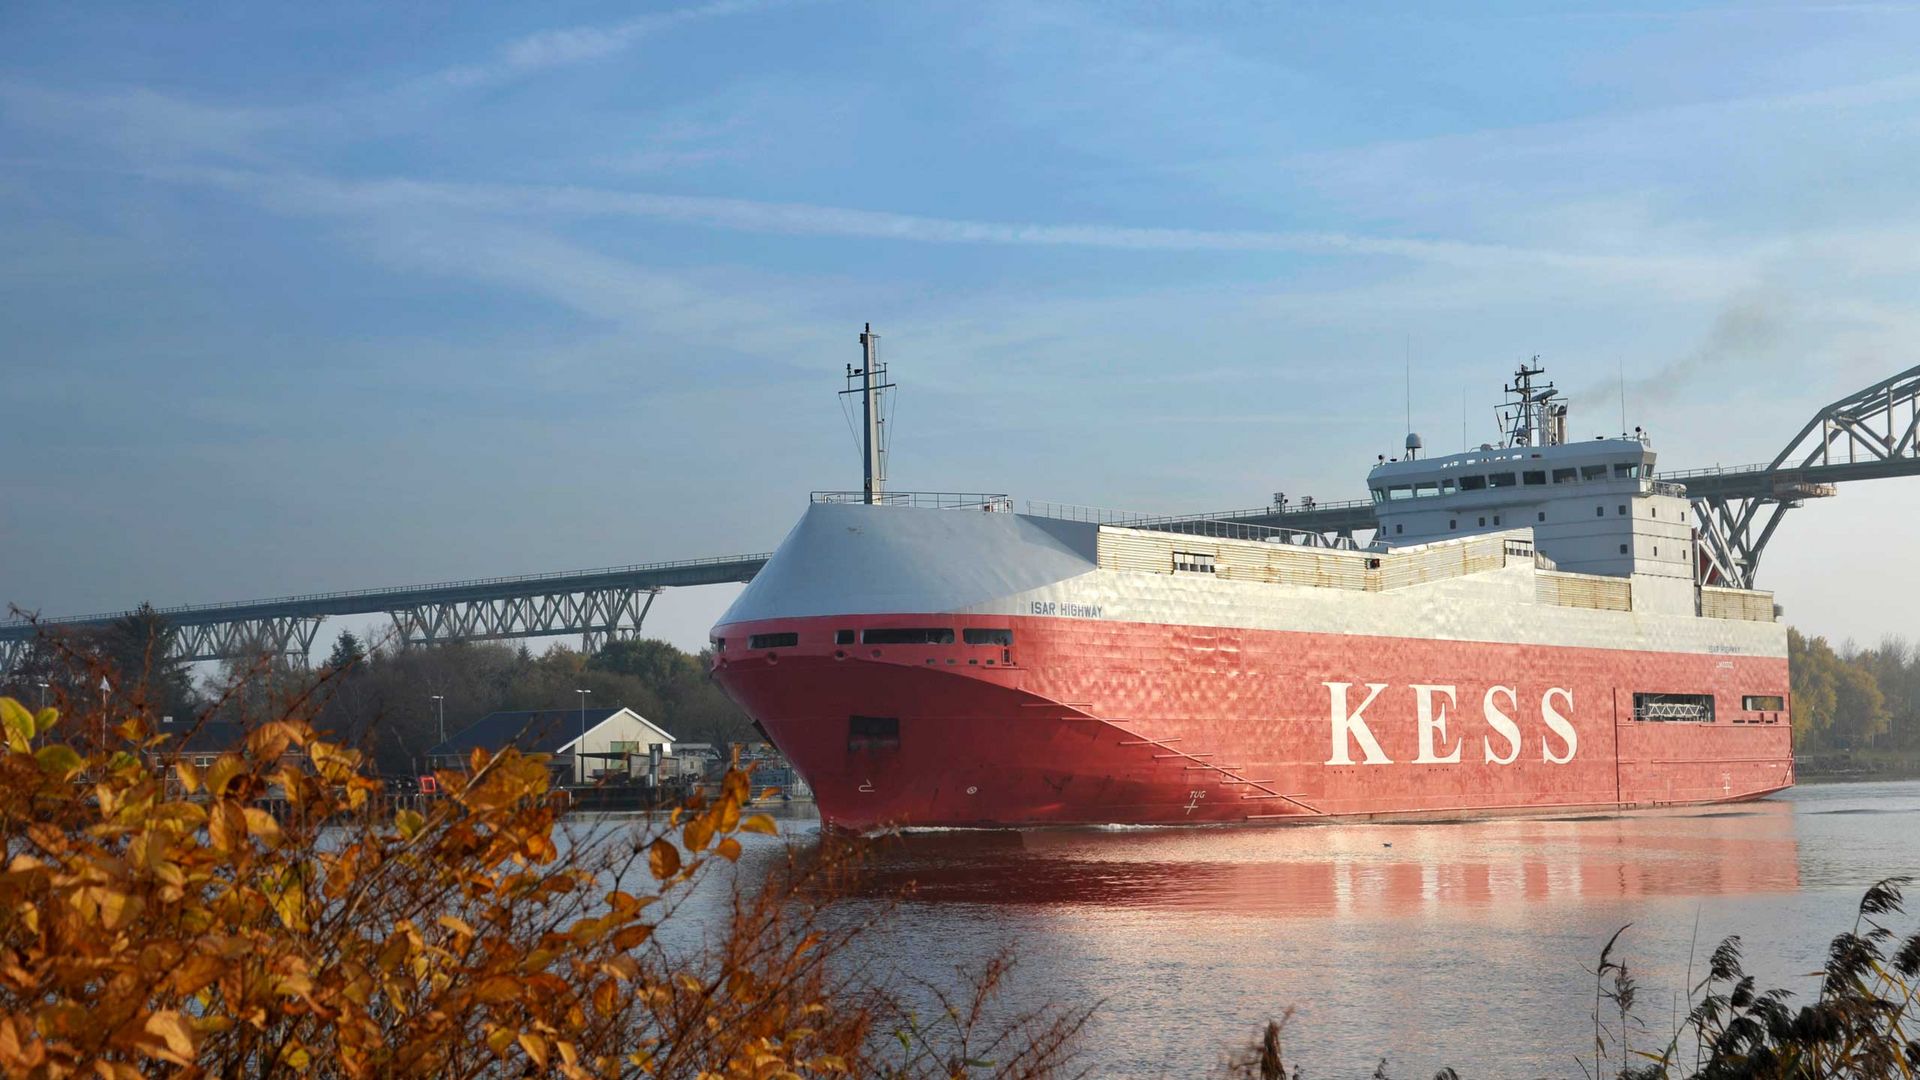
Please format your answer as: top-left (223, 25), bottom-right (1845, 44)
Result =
top-left (426, 706), bottom-right (677, 784)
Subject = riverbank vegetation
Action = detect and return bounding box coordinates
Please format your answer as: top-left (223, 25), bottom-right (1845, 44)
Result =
top-left (0, 652), bottom-right (1088, 1077)
top-left (1789, 630), bottom-right (1920, 777)
top-left (1231, 879), bottom-right (1920, 1079)
top-left (1, 612), bottom-right (755, 776)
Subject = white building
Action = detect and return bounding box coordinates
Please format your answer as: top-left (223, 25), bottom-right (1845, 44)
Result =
top-left (426, 706), bottom-right (677, 784)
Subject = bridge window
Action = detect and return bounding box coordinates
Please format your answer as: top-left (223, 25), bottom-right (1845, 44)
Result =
top-left (1614, 463), bottom-right (1642, 478)
top-left (1173, 551), bottom-right (1217, 574)
top-left (863, 627), bottom-right (955, 645)
top-left (749, 632), bottom-right (798, 650)
top-left (963, 628), bottom-right (1013, 646)
top-left (835, 629), bottom-right (855, 645)
top-left (1414, 482), bottom-right (1439, 498)
top-left (1523, 470), bottom-right (1546, 485)
top-left (1440, 478), bottom-right (1458, 495)
top-left (1488, 472), bottom-right (1518, 488)
top-left (1742, 694), bottom-right (1786, 711)
top-left (1552, 468), bottom-right (1578, 483)
top-left (1634, 692), bottom-right (1715, 723)
top-left (1582, 465), bottom-right (1609, 481)
top-left (1386, 485), bottom-right (1414, 501)
top-left (1460, 475), bottom-right (1488, 491)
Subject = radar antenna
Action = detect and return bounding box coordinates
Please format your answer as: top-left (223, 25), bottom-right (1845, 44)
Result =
top-left (1499, 359), bottom-right (1568, 449)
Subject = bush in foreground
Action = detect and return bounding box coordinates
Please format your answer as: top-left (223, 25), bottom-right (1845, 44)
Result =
top-left (0, 683), bottom-right (1086, 1079)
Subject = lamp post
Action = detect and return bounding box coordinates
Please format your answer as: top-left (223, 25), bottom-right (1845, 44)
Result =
top-left (430, 694), bottom-right (445, 745)
top-left (35, 680), bottom-right (48, 711)
top-left (575, 688), bottom-right (592, 786)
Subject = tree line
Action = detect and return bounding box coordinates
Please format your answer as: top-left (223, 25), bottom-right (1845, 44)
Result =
top-left (1, 607), bottom-right (756, 775)
top-left (1789, 627), bottom-right (1920, 755)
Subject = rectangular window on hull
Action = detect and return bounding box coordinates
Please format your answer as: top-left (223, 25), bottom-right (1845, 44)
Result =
top-left (963, 628), bottom-right (1013, 646)
top-left (1633, 692), bottom-right (1716, 723)
top-left (1582, 465), bottom-right (1609, 481)
top-left (1742, 694), bottom-right (1786, 711)
top-left (1552, 468), bottom-right (1578, 483)
top-left (748, 632), bottom-right (798, 649)
top-left (1488, 472), bottom-right (1518, 488)
top-left (862, 627), bottom-right (955, 645)
top-left (1523, 470), bottom-right (1547, 485)
top-left (1173, 552), bottom-right (1217, 574)
top-left (1460, 475), bottom-right (1488, 491)
top-left (847, 715), bottom-right (899, 752)
top-left (835, 629), bottom-right (855, 645)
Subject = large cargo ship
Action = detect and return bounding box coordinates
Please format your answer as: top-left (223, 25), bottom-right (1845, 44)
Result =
top-left (711, 346), bottom-right (1792, 832)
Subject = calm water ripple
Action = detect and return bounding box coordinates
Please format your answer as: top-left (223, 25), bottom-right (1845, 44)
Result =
top-left (705, 781), bottom-right (1920, 1078)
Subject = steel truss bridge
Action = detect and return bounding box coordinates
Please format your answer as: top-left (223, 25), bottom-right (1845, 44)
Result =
top-left (4, 363), bottom-right (1917, 673)
top-left (0, 554), bottom-right (767, 672)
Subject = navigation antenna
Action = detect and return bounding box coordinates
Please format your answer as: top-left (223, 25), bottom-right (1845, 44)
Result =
top-left (842, 324), bottom-right (895, 505)
top-left (1500, 358), bottom-right (1568, 449)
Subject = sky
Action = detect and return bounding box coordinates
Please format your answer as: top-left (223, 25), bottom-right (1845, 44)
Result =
top-left (4, 0), bottom-right (1920, 655)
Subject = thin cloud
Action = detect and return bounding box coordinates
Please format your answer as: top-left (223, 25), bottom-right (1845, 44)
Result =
top-left (166, 164), bottom-right (1739, 285)
top-left (429, 0), bottom-right (803, 88)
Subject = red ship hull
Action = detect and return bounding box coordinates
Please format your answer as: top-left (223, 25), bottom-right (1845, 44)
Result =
top-left (713, 612), bottom-right (1793, 833)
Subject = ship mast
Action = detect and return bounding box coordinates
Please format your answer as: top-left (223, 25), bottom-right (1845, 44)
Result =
top-left (1500, 359), bottom-right (1566, 448)
top-left (843, 324), bottom-right (894, 504)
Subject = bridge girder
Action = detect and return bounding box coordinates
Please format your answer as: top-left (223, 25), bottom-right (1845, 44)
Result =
top-left (1692, 364), bottom-right (1920, 589)
top-left (388, 586), bottom-right (664, 654)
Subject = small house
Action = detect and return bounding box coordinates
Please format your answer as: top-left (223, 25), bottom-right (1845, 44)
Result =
top-left (426, 707), bottom-right (677, 785)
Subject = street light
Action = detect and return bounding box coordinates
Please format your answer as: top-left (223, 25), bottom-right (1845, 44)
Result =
top-left (430, 694), bottom-right (446, 745)
top-left (35, 680), bottom-right (48, 711)
top-left (575, 688), bottom-right (592, 786)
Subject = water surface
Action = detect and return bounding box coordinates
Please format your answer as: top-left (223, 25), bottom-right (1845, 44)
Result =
top-left (720, 781), bottom-right (1920, 1077)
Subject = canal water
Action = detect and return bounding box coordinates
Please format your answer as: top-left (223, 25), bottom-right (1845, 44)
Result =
top-left (698, 781), bottom-right (1920, 1078)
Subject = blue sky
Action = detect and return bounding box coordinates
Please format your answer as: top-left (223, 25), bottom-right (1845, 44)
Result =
top-left (4, 0), bottom-right (1920, 652)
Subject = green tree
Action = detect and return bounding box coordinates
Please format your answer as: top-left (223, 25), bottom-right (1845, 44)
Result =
top-left (588, 638), bottom-right (701, 688)
top-left (323, 629), bottom-right (366, 673)
top-left (89, 602), bottom-right (198, 724)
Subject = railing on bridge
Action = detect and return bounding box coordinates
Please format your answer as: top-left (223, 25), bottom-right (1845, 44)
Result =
top-left (809, 490), bottom-right (1012, 511)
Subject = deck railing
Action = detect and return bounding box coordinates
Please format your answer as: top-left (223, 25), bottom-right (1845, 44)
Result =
top-left (810, 491), bottom-right (1012, 511)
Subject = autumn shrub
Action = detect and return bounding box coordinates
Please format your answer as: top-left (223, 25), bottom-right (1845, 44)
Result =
top-left (0, 658), bottom-right (1086, 1078)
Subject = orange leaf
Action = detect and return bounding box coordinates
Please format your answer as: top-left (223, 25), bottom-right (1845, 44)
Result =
top-left (242, 807), bottom-right (283, 848)
top-left (716, 837), bottom-right (742, 862)
top-left (143, 1010), bottom-right (196, 1065)
top-left (647, 839), bottom-right (681, 880)
top-left (740, 814), bottom-right (778, 836)
top-left (611, 924), bottom-right (651, 951)
top-left (682, 814), bottom-right (714, 854)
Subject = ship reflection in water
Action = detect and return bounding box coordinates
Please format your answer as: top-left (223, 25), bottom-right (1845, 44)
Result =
top-left (772, 782), bottom-right (1920, 1077)
top-left (851, 799), bottom-right (1801, 916)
